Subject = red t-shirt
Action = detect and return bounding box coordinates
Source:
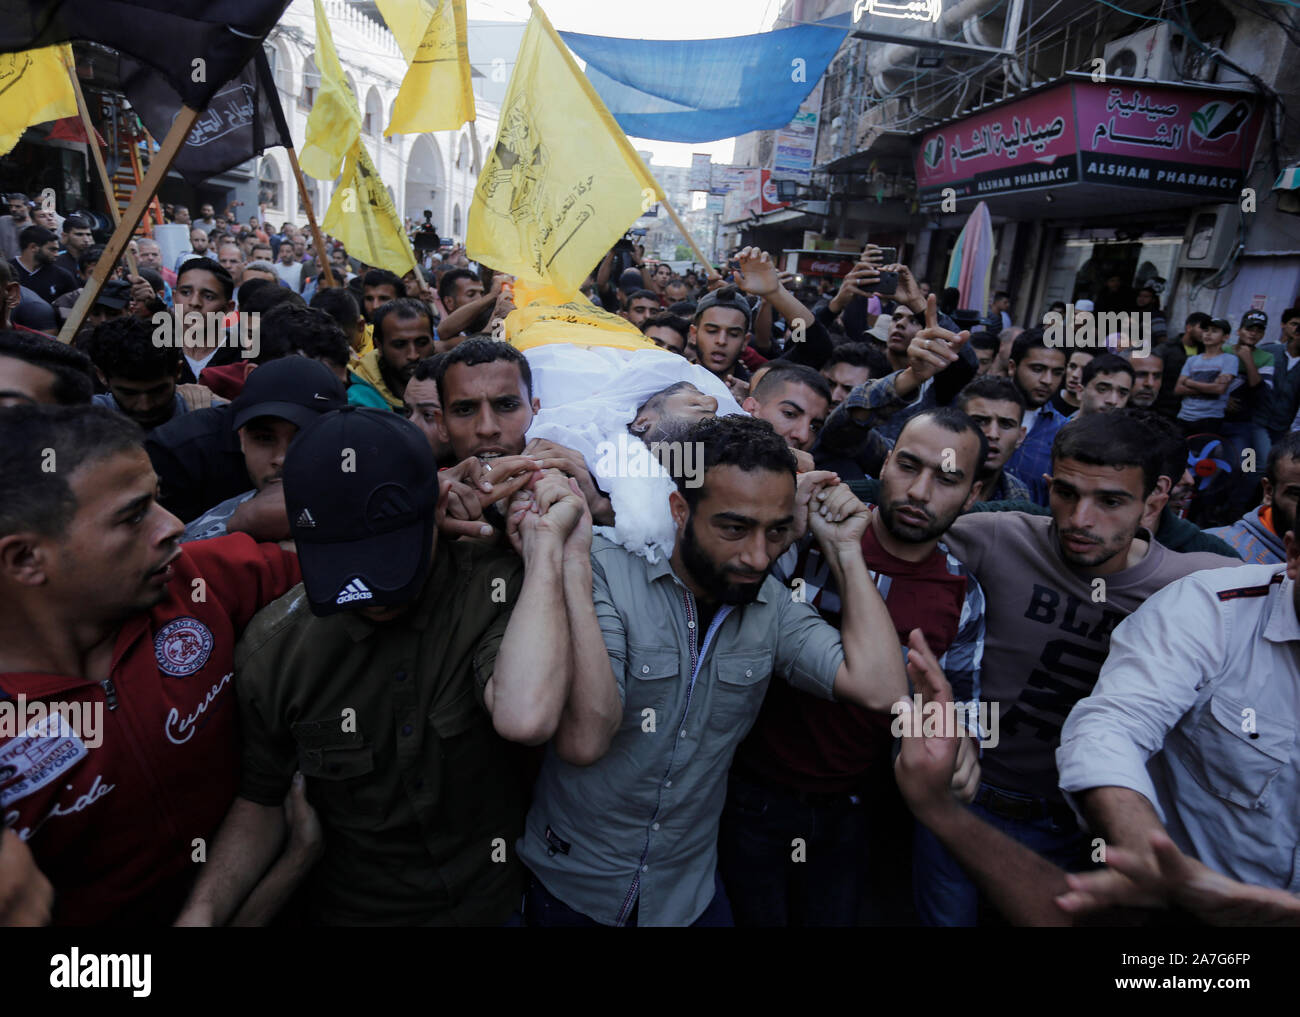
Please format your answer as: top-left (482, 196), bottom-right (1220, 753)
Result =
top-left (0, 534), bottom-right (300, 925)
top-left (735, 524), bottom-right (970, 793)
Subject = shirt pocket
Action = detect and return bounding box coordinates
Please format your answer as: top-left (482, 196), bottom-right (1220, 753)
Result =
top-left (291, 718), bottom-right (383, 824)
top-left (623, 645), bottom-right (679, 731)
top-left (707, 650), bottom-right (772, 738)
top-left (1185, 693), bottom-right (1293, 810)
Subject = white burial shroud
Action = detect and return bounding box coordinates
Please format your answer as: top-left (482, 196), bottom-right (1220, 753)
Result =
top-left (522, 343), bottom-right (745, 563)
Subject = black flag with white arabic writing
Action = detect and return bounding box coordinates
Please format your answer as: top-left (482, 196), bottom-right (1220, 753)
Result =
top-left (0, 0), bottom-right (290, 109)
top-left (121, 49), bottom-right (292, 187)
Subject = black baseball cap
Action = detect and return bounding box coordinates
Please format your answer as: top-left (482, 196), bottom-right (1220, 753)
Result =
top-left (94, 279), bottom-right (132, 310)
top-left (231, 357), bottom-right (347, 430)
top-left (283, 406), bottom-right (440, 617)
top-left (1209, 317), bottom-right (1232, 334)
top-left (1242, 310), bottom-right (1268, 329)
top-left (694, 287), bottom-right (753, 329)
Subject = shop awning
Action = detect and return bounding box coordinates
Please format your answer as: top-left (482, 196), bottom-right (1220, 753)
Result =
top-left (1275, 165), bottom-right (1300, 191)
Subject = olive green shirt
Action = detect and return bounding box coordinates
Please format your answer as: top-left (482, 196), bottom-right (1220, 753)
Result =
top-left (234, 538), bottom-right (526, 925)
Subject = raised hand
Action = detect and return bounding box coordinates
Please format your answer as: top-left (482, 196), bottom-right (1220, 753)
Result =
top-left (907, 293), bottom-right (969, 384)
top-left (807, 479), bottom-right (871, 550)
top-left (895, 628), bottom-right (964, 822)
top-left (734, 246), bottom-right (780, 297)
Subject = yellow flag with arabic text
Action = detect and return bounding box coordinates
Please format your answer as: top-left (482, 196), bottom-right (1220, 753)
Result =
top-left (299, 0), bottom-right (363, 180)
top-left (322, 139), bottom-right (416, 277)
top-left (467, 1), bottom-right (665, 302)
top-left (0, 44), bottom-right (77, 158)
top-left (384, 0), bottom-right (475, 136)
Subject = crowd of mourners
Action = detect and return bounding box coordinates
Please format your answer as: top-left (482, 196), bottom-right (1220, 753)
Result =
top-left (2, 191), bottom-right (1298, 928)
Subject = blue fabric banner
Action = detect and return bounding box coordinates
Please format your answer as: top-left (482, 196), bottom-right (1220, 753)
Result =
top-left (558, 22), bottom-right (848, 142)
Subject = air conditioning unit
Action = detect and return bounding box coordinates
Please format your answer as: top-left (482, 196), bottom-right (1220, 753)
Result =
top-left (1176, 204), bottom-right (1239, 270)
top-left (1103, 23), bottom-right (1187, 81)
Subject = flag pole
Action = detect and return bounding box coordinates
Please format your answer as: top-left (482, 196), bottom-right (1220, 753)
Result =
top-left (65, 59), bottom-right (139, 278)
top-left (285, 144), bottom-right (336, 288)
top-left (58, 105), bottom-right (202, 343)
top-left (657, 191), bottom-right (720, 280)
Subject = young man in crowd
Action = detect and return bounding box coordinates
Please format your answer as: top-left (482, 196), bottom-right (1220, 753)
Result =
top-left (742, 363), bottom-right (831, 455)
top-left (0, 404), bottom-right (308, 924)
top-left (954, 376), bottom-right (1030, 503)
top-left (721, 408), bottom-right (986, 926)
top-left (349, 297), bottom-right (436, 411)
top-left (1074, 353), bottom-right (1133, 417)
top-left (0, 328), bottom-right (95, 406)
top-left (85, 317), bottom-right (215, 430)
top-left (1002, 328), bottom-right (1068, 505)
top-left (922, 411), bottom-right (1238, 924)
top-left (642, 312), bottom-right (690, 356)
top-left (1051, 350), bottom-right (1093, 417)
top-left (1259, 307), bottom-right (1300, 448)
top-left (1176, 316), bottom-right (1238, 438)
top-left (173, 227), bottom-right (211, 272)
top-left (176, 408), bottom-right (584, 925)
top-left (173, 257), bottom-right (241, 385)
top-left (621, 289), bottom-right (660, 329)
top-left (53, 213), bottom-right (95, 280)
top-left (1209, 432), bottom-right (1300, 565)
top-left (820, 343), bottom-right (881, 411)
top-left (181, 358), bottom-right (347, 544)
top-left (10, 225), bottom-right (77, 305)
top-left (519, 414), bottom-right (909, 926)
top-left (272, 239), bottom-right (303, 291)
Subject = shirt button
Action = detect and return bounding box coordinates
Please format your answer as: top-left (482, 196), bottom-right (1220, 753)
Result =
top-left (401, 724), bottom-right (412, 736)
top-left (664, 780), bottom-right (672, 788)
top-left (642, 665), bottom-right (650, 673)
top-left (641, 865), bottom-right (648, 872)
top-left (687, 620), bottom-right (696, 629)
top-left (745, 669), bottom-right (753, 677)
top-left (394, 670), bottom-right (407, 682)
top-left (652, 822), bottom-right (660, 831)
top-left (679, 730), bottom-right (686, 739)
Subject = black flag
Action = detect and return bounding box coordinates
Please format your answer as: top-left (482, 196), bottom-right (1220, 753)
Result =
top-left (0, 0), bottom-right (291, 109)
top-left (121, 49), bottom-right (292, 187)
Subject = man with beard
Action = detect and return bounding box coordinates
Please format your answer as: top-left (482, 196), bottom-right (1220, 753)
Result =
top-left (349, 298), bottom-right (435, 410)
top-left (721, 408), bottom-right (987, 926)
top-left (921, 411), bottom-right (1239, 924)
top-left (1209, 432), bottom-right (1300, 565)
top-left (1128, 351), bottom-right (1164, 410)
top-left (627, 382), bottom-right (717, 445)
top-left (1002, 328), bottom-right (1068, 505)
top-left (518, 414), bottom-right (909, 925)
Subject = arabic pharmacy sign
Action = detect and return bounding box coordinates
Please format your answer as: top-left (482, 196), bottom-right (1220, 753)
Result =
top-left (854, 0), bottom-right (942, 23)
top-left (915, 80), bottom-right (1262, 207)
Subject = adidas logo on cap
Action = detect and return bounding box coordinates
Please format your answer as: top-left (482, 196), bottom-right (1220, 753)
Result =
top-left (335, 579), bottom-right (373, 604)
top-left (296, 508), bottom-right (317, 528)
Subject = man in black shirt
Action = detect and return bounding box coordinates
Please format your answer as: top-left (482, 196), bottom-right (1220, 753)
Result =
top-left (10, 226), bottom-right (77, 305)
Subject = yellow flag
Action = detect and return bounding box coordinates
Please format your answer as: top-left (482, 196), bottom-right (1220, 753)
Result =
top-left (375, 0), bottom-right (436, 62)
top-left (467, 0), bottom-right (665, 302)
top-left (299, 0), bottom-right (362, 180)
top-left (0, 44), bottom-right (77, 158)
top-left (322, 139), bottom-right (417, 277)
top-left (507, 296), bottom-right (657, 353)
top-left (384, 0), bottom-right (475, 136)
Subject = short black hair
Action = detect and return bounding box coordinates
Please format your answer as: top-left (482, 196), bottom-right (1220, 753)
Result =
top-left (434, 336), bottom-right (532, 404)
top-left (993, 290), bottom-right (1010, 302)
top-left (676, 413), bottom-right (796, 510)
top-left (437, 268), bottom-right (479, 302)
top-left (309, 286), bottom-right (361, 331)
top-left (897, 406), bottom-right (988, 483)
top-left (78, 245), bottom-right (105, 271)
top-left (373, 298), bottom-right (433, 347)
top-left (1185, 311), bottom-right (1212, 328)
top-left (19, 225), bottom-right (56, 249)
top-left (1120, 408), bottom-right (1185, 488)
top-left (0, 404), bottom-right (143, 537)
top-left (260, 304), bottom-right (350, 369)
top-left (363, 268), bottom-right (404, 296)
top-left (969, 331), bottom-right (1000, 355)
top-left (641, 313), bottom-right (690, 345)
top-left (411, 351), bottom-right (447, 383)
top-left (626, 289), bottom-right (658, 305)
top-left (177, 257), bottom-right (235, 300)
top-left (956, 375), bottom-right (1026, 419)
top-left (752, 361), bottom-right (831, 406)
top-left (1266, 431), bottom-right (1300, 486)
top-left (0, 329), bottom-right (95, 404)
top-left (1052, 411), bottom-right (1163, 496)
top-left (1282, 307), bottom-right (1300, 325)
top-left (85, 316), bottom-right (179, 380)
top-left (243, 285), bottom-right (304, 318)
top-left (1081, 352), bottom-right (1135, 388)
top-left (236, 276), bottom-right (277, 308)
top-left (668, 300), bottom-right (697, 317)
top-left (1010, 326), bottom-right (1061, 365)
top-left (824, 342), bottom-right (879, 372)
